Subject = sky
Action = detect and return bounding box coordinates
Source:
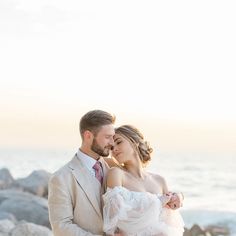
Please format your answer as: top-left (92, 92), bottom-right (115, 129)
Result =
top-left (0, 0), bottom-right (236, 153)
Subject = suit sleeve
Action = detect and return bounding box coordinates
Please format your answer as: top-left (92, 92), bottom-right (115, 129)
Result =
top-left (48, 174), bottom-right (101, 236)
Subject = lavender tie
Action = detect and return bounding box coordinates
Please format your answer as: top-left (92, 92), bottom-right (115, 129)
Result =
top-left (93, 161), bottom-right (103, 184)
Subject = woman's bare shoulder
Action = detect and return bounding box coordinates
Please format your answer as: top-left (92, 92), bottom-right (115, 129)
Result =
top-left (108, 166), bottom-right (124, 175)
top-left (106, 167), bottom-right (124, 187)
top-left (148, 171), bottom-right (169, 193)
top-left (148, 172), bottom-right (167, 185)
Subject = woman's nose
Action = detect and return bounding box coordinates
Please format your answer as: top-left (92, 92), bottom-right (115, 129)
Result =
top-left (112, 145), bottom-right (118, 153)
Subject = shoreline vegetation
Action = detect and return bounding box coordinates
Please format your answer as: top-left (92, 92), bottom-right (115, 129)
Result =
top-left (0, 168), bottom-right (230, 236)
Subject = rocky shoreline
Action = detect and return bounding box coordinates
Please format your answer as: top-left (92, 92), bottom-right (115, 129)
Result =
top-left (0, 168), bottom-right (230, 236)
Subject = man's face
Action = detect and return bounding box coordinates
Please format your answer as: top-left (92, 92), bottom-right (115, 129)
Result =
top-left (91, 124), bottom-right (115, 157)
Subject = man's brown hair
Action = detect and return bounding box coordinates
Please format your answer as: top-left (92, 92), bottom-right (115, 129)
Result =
top-left (79, 110), bottom-right (116, 138)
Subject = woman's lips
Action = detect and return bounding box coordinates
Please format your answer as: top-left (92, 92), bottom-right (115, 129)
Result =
top-left (114, 152), bottom-right (122, 157)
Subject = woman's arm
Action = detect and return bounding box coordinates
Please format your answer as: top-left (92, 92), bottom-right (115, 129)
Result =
top-left (104, 167), bottom-right (124, 236)
top-left (160, 175), bottom-right (169, 194)
top-left (160, 176), bottom-right (184, 210)
top-left (106, 167), bottom-right (123, 188)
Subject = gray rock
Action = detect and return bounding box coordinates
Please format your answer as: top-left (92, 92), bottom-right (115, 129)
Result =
top-left (184, 224), bottom-right (230, 236)
top-left (0, 190), bottom-right (47, 208)
top-left (0, 169), bottom-right (14, 190)
top-left (0, 219), bottom-right (15, 234)
top-left (190, 224), bottom-right (206, 236)
top-left (10, 222), bottom-right (52, 236)
top-left (0, 190), bottom-right (49, 228)
top-left (205, 225), bottom-right (230, 236)
top-left (184, 227), bottom-right (192, 236)
top-left (0, 212), bottom-right (17, 223)
top-left (13, 170), bottom-right (51, 197)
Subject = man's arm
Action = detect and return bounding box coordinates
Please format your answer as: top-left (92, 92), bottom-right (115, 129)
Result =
top-left (48, 174), bottom-right (101, 236)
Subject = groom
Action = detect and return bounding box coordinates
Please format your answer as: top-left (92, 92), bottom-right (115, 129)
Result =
top-left (48, 109), bottom-right (183, 235)
top-left (48, 110), bottom-right (116, 235)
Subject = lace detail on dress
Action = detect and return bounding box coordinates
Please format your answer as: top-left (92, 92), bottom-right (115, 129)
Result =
top-left (103, 186), bottom-right (184, 236)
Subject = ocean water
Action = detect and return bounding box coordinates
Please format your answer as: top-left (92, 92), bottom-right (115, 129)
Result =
top-left (150, 151), bottom-right (236, 235)
top-left (0, 148), bottom-right (236, 235)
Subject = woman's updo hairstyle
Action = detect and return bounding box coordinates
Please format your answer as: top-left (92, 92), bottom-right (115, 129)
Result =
top-left (115, 125), bottom-right (153, 164)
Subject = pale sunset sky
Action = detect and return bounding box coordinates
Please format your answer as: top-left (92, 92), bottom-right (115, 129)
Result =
top-left (1, 0), bottom-right (236, 153)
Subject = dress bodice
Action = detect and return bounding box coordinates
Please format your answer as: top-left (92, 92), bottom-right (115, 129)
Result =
top-left (103, 186), bottom-right (184, 236)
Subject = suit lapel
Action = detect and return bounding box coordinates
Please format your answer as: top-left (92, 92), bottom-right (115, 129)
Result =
top-left (69, 155), bottom-right (102, 218)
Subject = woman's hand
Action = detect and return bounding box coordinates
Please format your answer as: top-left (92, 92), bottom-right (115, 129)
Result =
top-left (159, 193), bottom-right (172, 207)
top-left (166, 192), bottom-right (184, 210)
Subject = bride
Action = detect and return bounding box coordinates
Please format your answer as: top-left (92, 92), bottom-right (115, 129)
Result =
top-left (103, 125), bottom-right (184, 236)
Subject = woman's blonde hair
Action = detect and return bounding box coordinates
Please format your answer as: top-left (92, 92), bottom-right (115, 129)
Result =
top-left (115, 125), bottom-right (153, 164)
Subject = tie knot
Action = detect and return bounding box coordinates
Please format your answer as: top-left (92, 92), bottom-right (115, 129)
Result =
top-left (93, 161), bottom-right (102, 171)
top-left (93, 161), bottom-right (103, 184)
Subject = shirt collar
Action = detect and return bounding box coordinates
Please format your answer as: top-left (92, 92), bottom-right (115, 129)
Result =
top-left (77, 148), bottom-right (97, 171)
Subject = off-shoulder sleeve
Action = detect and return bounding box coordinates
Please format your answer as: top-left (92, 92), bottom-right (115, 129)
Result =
top-left (102, 186), bottom-right (163, 235)
top-left (103, 186), bottom-right (184, 236)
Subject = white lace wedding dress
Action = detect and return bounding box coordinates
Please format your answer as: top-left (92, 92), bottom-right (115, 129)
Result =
top-left (103, 186), bottom-right (184, 236)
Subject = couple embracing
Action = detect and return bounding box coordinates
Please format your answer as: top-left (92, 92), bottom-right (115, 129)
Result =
top-left (48, 110), bottom-right (184, 236)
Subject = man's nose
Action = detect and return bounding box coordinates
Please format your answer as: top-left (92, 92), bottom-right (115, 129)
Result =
top-left (109, 138), bottom-right (115, 146)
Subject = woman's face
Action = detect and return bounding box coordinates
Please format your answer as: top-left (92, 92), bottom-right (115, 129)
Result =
top-left (112, 133), bottom-right (136, 164)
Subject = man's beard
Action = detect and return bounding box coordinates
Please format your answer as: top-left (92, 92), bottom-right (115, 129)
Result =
top-left (91, 138), bottom-right (111, 157)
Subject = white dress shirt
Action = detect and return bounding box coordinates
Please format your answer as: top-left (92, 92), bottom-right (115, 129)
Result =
top-left (77, 149), bottom-right (97, 178)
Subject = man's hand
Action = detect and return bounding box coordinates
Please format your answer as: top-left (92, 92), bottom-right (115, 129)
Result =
top-left (166, 192), bottom-right (184, 210)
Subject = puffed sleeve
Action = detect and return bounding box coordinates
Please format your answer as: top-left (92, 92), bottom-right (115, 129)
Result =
top-left (103, 186), bottom-right (163, 235)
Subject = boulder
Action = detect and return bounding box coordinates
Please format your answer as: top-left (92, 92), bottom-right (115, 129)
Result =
top-left (13, 170), bottom-right (51, 197)
top-left (0, 190), bottom-right (49, 228)
top-left (190, 224), bottom-right (206, 236)
top-left (0, 169), bottom-right (14, 190)
top-left (184, 227), bottom-right (192, 236)
top-left (0, 211), bottom-right (17, 223)
top-left (205, 225), bottom-right (230, 236)
top-left (0, 219), bottom-right (15, 235)
top-left (10, 222), bottom-right (52, 236)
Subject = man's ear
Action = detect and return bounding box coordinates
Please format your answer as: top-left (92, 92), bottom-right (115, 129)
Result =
top-left (83, 130), bottom-right (93, 141)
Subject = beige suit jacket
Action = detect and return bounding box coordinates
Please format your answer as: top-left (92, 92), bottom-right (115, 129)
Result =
top-left (48, 153), bottom-right (109, 236)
